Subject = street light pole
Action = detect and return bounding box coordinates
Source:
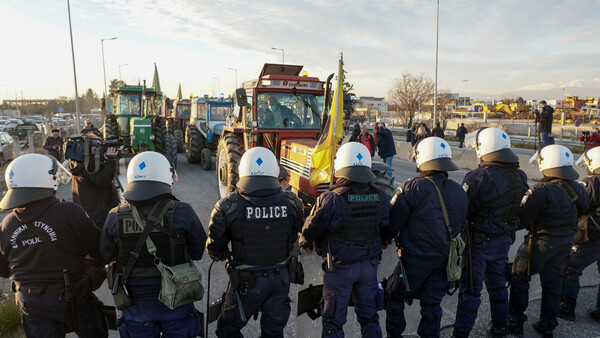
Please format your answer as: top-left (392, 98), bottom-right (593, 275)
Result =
top-left (101, 37), bottom-right (117, 99)
top-left (433, 0), bottom-right (439, 127)
top-left (227, 67), bottom-right (238, 90)
top-left (463, 79), bottom-right (469, 105)
top-left (67, 0), bottom-right (81, 130)
top-left (119, 64), bottom-right (129, 81)
top-left (271, 47), bottom-right (285, 65)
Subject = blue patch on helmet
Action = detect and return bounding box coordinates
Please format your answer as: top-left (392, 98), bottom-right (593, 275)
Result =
top-left (139, 161), bottom-right (146, 170)
top-left (9, 170), bottom-right (14, 179)
top-left (440, 143), bottom-right (446, 149)
top-left (565, 152), bottom-right (570, 158)
top-left (502, 133), bottom-right (507, 139)
top-left (256, 157), bottom-right (263, 166)
top-left (357, 153), bottom-right (363, 161)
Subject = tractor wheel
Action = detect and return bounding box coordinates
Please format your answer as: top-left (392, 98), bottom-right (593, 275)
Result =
top-left (103, 114), bottom-right (119, 139)
top-left (200, 147), bottom-right (212, 171)
top-left (216, 133), bottom-right (244, 199)
top-left (167, 120), bottom-right (176, 135)
top-left (186, 127), bottom-right (202, 164)
top-left (373, 171), bottom-right (397, 199)
top-left (154, 117), bottom-right (167, 153)
top-left (175, 129), bottom-right (185, 153)
top-left (165, 134), bottom-right (178, 169)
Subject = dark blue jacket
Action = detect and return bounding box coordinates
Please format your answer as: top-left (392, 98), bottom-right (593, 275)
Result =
top-left (579, 175), bottom-right (600, 240)
top-left (390, 173), bottom-right (468, 260)
top-left (519, 179), bottom-right (589, 237)
top-left (376, 129), bottom-right (397, 158)
top-left (463, 163), bottom-right (529, 235)
top-left (301, 182), bottom-right (392, 264)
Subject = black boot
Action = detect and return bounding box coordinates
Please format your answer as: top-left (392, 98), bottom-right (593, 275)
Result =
top-left (557, 301), bottom-right (576, 321)
top-left (451, 329), bottom-right (469, 338)
top-left (487, 321), bottom-right (508, 338)
top-left (507, 316), bottom-right (524, 337)
top-left (532, 320), bottom-right (554, 338)
top-left (588, 308), bottom-right (600, 323)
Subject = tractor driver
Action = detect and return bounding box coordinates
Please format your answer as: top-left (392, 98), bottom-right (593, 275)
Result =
top-left (267, 95), bottom-right (301, 128)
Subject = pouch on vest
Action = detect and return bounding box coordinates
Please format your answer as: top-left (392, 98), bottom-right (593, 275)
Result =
top-left (574, 215), bottom-right (590, 244)
top-left (106, 262), bottom-right (132, 310)
top-left (131, 202), bottom-right (204, 310)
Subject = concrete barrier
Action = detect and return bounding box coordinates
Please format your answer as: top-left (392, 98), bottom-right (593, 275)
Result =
top-left (395, 140), bottom-right (588, 181)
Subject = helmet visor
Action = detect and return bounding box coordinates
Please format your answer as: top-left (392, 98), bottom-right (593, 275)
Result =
top-left (53, 159), bottom-right (72, 185)
top-left (575, 152), bottom-right (587, 168)
top-left (463, 130), bottom-right (480, 150)
top-left (528, 151), bottom-right (540, 166)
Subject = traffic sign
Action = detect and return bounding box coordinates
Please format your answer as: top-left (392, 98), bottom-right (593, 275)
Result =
top-left (575, 119), bottom-right (581, 127)
top-left (58, 107), bottom-right (64, 113)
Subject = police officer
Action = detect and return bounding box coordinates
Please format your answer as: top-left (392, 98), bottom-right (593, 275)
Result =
top-left (99, 151), bottom-right (207, 337)
top-left (558, 146), bottom-right (600, 321)
top-left (452, 128), bottom-right (529, 338)
top-left (206, 147), bottom-right (304, 338)
top-left (68, 132), bottom-right (119, 228)
top-left (508, 145), bottom-right (589, 337)
top-left (0, 154), bottom-right (108, 337)
top-left (300, 142), bottom-right (392, 338)
top-left (386, 137), bottom-right (468, 338)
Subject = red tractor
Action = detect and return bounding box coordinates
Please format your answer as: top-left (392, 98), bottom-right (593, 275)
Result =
top-left (216, 63), bottom-right (394, 208)
top-left (164, 97), bottom-right (191, 153)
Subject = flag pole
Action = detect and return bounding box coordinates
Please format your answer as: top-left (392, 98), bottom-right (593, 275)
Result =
top-left (329, 54), bottom-right (343, 189)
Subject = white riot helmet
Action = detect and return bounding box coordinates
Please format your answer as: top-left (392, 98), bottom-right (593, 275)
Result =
top-left (531, 144), bottom-right (578, 180)
top-left (334, 142), bottom-right (375, 183)
top-left (464, 127), bottom-right (519, 162)
top-left (237, 147), bottom-right (280, 192)
top-left (409, 137), bottom-right (458, 171)
top-left (0, 154), bottom-right (71, 209)
top-left (123, 151), bottom-right (174, 201)
top-left (576, 146), bottom-right (600, 174)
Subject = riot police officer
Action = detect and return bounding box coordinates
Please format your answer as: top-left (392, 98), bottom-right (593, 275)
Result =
top-left (206, 147), bottom-right (304, 338)
top-left (386, 136), bottom-right (468, 338)
top-left (100, 151), bottom-right (207, 337)
top-left (508, 145), bottom-right (589, 337)
top-left (452, 128), bottom-right (529, 338)
top-left (558, 146), bottom-right (600, 321)
top-left (0, 154), bottom-right (108, 337)
top-left (300, 142), bottom-right (393, 338)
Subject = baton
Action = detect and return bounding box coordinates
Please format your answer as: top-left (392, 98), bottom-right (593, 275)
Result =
top-left (396, 249), bottom-right (411, 293)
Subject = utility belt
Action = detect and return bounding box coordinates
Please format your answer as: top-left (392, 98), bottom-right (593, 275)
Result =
top-left (470, 230), bottom-right (510, 245)
top-left (12, 282), bottom-right (65, 295)
top-left (228, 257), bottom-right (304, 292)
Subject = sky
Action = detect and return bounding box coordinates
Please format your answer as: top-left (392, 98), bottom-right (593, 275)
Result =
top-left (1, 0), bottom-right (600, 103)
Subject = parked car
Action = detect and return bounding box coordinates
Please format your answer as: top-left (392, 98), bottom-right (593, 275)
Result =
top-left (9, 123), bottom-right (42, 146)
top-left (0, 132), bottom-right (15, 166)
top-left (0, 120), bottom-right (10, 132)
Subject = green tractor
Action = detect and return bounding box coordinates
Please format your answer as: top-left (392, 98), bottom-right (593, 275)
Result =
top-left (103, 82), bottom-right (178, 167)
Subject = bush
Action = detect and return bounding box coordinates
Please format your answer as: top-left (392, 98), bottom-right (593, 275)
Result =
top-left (0, 299), bottom-right (22, 336)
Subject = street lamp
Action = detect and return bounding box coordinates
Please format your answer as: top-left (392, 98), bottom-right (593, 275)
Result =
top-left (433, 0), bottom-right (439, 127)
top-left (101, 37), bottom-right (117, 98)
top-left (67, 0), bottom-right (81, 130)
top-left (119, 64), bottom-right (129, 81)
top-left (463, 79), bottom-right (469, 105)
top-left (271, 47), bottom-right (285, 65)
top-left (227, 67), bottom-right (238, 89)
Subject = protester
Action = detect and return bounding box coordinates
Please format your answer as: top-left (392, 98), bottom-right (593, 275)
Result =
top-left (42, 128), bottom-right (63, 161)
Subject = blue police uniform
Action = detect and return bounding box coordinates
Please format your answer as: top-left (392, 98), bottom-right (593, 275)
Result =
top-left (100, 197), bottom-right (207, 338)
top-left (206, 188), bottom-right (303, 338)
top-left (386, 172), bottom-right (468, 338)
top-left (560, 175), bottom-right (600, 317)
top-left (509, 178), bottom-right (589, 333)
top-left (453, 163), bottom-right (528, 337)
top-left (300, 181), bottom-right (392, 338)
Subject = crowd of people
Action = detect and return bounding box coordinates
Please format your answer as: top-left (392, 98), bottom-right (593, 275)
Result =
top-left (2, 119), bottom-right (600, 338)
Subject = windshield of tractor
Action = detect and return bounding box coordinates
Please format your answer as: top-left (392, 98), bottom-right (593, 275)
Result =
top-left (142, 95), bottom-right (157, 117)
top-left (177, 105), bottom-right (191, 119)
top-left (210, 106), bottom-right (230, 121)
top-left (117, 93), bottom-right (141, 115)
top-left (256, 92), bottom-right (322, 129)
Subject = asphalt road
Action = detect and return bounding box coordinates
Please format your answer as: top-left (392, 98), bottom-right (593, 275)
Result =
top-left (51, 148), bottom-right (600, 338)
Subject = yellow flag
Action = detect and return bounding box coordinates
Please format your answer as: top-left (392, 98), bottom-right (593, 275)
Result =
top-left (309, 56), bottom-right (345, 186)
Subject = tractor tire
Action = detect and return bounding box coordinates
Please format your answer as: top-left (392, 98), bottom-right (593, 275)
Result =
top-left (165, 134), bottom-right (178, 169)
top-left (373, 171), bottom-right (397, 199)
top-left (103, 114), bottom-right (119, 139)
top-left (186, 127), bottom-right (202, 164)
top-left (200, 147), bottom-right (212, 171)
top-left (167, 120), bottom-right (176, 135)
top-left (175, 129), bottom-right (185, 153)
top-left (154, 117), bottom-right (167, 153)
top-left (216, 133), bottom-right (244, 199)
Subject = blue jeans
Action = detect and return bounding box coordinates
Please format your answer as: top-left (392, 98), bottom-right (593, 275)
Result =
top-left (119, 299), bottom-right (200, 338)
top-left (540, 131), bottom-right (550, 147)
top-left (382, 156), bottom-right (394, 178)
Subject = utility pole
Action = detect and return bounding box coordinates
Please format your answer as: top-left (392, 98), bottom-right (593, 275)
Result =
top-left (67, 0), bottom-right (81, 130)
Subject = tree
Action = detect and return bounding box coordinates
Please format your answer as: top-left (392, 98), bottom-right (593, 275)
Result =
top-left (342, 68), bottom-right (356, 115)
top-left (109, 79), bottom-right (126, 92)
top-left (80, 88), bottom-right (100, 113)
top-left (435, 88), bottom-right (454, 128)
top-left (387, 72), bottom-right (434, 127)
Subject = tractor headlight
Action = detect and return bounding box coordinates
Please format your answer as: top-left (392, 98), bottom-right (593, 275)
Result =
top-left (131, 135), bottom-right (136, 140)
top-left (149, 135), bottom-right (155, 140)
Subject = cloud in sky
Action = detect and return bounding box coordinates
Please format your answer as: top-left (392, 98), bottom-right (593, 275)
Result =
top-left (1, 0), bottom-right (600, 101)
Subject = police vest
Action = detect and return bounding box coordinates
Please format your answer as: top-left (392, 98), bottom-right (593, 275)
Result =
top-left (328, 183), bottom-right (382, 246)
top-left (116, 202), bottom-right (186, 278)
top-left (477, 166), bottom-right (525, 229)
top-left (231, 193), bottom-right (294, 267)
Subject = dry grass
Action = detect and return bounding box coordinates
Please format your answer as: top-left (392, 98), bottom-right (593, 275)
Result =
top-left (0, 299), bottom-right (22, 337)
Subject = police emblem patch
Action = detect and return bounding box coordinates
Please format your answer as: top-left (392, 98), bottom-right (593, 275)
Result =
top-left (521, 189), bottom-right (532, 206)
top-left (462, 183), bottom-right (469, 192)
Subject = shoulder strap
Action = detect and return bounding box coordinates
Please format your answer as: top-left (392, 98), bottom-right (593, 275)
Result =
top-left (424, 177), bottom-right (452, 239)
top-left (122, 198), bottom-right (175, 284)
top-left (412, 189), bottom-right (437, 214)
top-left (554, 180), bottom-right (578, 203)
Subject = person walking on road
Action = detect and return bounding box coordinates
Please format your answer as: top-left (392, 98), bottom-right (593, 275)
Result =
top-left (350, 121), bottom-right (360, 142)
top-left (206, 147), bottom-right (304, 337)
top-left (452, 128), bottom-right (529, 338)
top-left (356, 124), bottom-right (375, 157)
top-left (432, 122), bottom-right (445, 139)
top-left (537, 100), bottom-right (554, 147)
top-left (376, 122), bottom-right (396, 178)
top-left (300, 142), bottom-right (393, 338)
top-left (456, 123), bottom-right (468, 148)
top-left (42, 128), bottom-right (64, 161)
top-left (386, 137), bottom-right (468, 338)
top-left (508, 145), bottom-right (589, 338)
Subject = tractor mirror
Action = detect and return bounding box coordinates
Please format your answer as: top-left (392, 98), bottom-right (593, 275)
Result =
top-left (234, 88), bottom-right (247, 107)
